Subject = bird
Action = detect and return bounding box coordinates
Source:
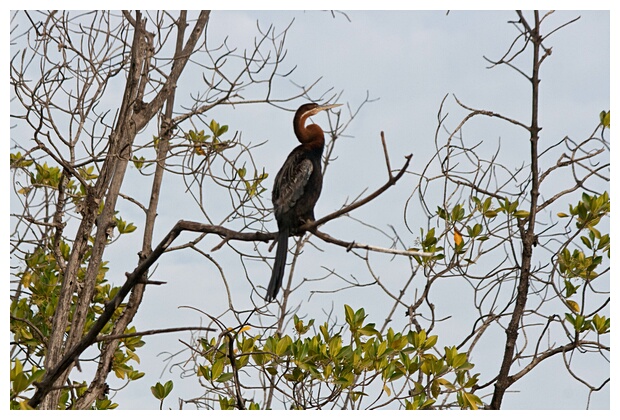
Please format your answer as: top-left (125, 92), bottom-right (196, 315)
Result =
top-left (266, 102), bottom-right (341, 301)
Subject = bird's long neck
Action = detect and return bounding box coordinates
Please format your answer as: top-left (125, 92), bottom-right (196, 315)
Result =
top-left (294, 114), bottom-right (325, 149)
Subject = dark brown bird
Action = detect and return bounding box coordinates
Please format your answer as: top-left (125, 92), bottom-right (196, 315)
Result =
top-left (266, 103), bottom-right (341, 301)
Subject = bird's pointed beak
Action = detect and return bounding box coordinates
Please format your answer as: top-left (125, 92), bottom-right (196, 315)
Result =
top-left (318, 103), bottom-right (342, 112)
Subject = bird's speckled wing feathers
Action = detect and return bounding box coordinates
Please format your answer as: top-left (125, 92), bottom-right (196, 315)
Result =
top-left (273, 155), bottom-right (313, 219)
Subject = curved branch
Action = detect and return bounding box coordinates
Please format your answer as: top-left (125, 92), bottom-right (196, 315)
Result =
top-left (506, 340), bottom-right (609, 386)
top-left (307, 153), bottom-right (413, 230)
top-left (452, 95), bottom-right (530, 132)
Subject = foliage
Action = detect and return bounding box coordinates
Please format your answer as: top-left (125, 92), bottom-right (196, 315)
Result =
top-left (557, 192), bottom-right (610, 334)
top-left (183, 306), bottom-right (481, 410)
top-left (10, 236), bottom-right (144, 409)
top-left (9, 154), bottom-right (145, 408)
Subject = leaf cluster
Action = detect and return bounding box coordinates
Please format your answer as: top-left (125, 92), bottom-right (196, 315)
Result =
top-left (557, 192), bottom-right (610, 334)
top-left (191, 306), bottom-right (482, 410)
top-left (11, 242), bottom-right (143, 408)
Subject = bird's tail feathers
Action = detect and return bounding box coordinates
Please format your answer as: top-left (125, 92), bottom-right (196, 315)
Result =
top-left (266, 228), bottom-right (289, 301)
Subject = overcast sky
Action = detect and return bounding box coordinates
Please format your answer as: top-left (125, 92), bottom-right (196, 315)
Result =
top-left (7, 5), bottom-right (614, 412)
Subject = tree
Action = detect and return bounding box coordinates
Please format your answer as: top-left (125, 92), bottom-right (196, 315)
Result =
top-left (10, 10), bottom-right (608, 410)
top-left (410, 11), bottom-right (609, 409)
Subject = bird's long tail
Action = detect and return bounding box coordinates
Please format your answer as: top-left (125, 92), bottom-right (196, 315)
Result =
top-left (266, 228), bottom-right (289, 301)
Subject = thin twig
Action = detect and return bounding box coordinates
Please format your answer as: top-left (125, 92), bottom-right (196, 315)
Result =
top-left (380, 131), bottom-right (392, 179)
top-left (95, 326), bottom-right (215, 342)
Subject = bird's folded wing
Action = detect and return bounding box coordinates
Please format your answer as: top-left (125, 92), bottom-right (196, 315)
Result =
top-left (273, 158), bottom-right (313, 217)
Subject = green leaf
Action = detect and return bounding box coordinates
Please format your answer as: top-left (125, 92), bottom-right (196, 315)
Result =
top-left (423, 334), bottom-right (438, 350)
top-left (591, 314), bottom-right (610, 334)
top-left (328, 335), bottom-right (342, 357)
top-left (359, 323), bottom-right (380, 337)
top-left (513, 210), bottom-right (530, 219)
top-left (319, 323), bottom-right (330, 342)
top-left (12, 372), bottom-right (30, 394)
top-left (150, 380), bottom-right (173, 400)
top-left (600, 110), bottom-right (610, 128)
top-left (219, 395), bottom-right (231, 410)
top-left (163, 380), bottom-right (173, 396)
top-left (580, 236), bottom-right (592, 249)
top-left (10, 152), bottom-right (34, 168)
top-left (408, 330), bottom-right (426, 349)
top-left (597, 234), bottom-right (610, 250)
top-left (349, 391), bottom-right (367, 402)
top-left (211, 359), bottom-right (224, 380)
top-left (30, 369), bottom-right (46, 385)
top-left (344, 304), bottom-right (355, 327)
top-left (354, 307), bottom-right (366, 326)
top-left (95, 398), bottom-right (118, 410)
top-left (564, 280), bottom-right (578, 298)
top-left (217, 125), bottom-right (229, 136)
top-left (275, 335), bottom-right (291, 356)
top-left (128, 370), bottom-right (145, 380)
top-left (216, 372), bottom-right (234, 383)
top-left (132, 156), bottom-right (145, 170)
top-left (451, 204), bottom-right (465, 222)
top-left (444, 346), bottom-right (457, 365)
top-left (452, 353), bottom-right (468, 369)
top-left (377, 340), bottom-right (388, 358)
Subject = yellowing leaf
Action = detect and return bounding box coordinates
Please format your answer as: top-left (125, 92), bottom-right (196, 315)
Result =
top-left (462, 392), bottom-right (482, 410)
top-left (383, 383), bottom-right (391, 397)
top-left (566, 300), bottom-right (580, 313)
top-left (454, 228), bottom-right (463, 246)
